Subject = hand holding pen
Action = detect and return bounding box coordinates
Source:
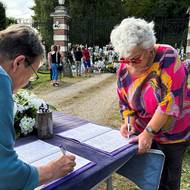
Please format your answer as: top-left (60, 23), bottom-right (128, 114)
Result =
top-left (41, 144), bottom-right (76, 184)
top-left (120, 116), bottom-right (135, 138)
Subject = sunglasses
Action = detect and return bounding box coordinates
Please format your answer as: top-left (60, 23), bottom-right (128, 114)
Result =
top-left (120, 50), bottom-right (144, 65)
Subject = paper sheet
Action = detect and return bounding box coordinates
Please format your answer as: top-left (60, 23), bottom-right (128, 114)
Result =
top-left (15, 140), bottom-right (94, 190)
top-left (84, 130), bottom-right (133, 154)
top-left (15, 140), bottom-right (93, 175)
top-left (31, 150), bottom-right (93, 190)
top-left (58, 123), bottom-right (112, 142)
top-left (57, 123), bottom-right (135, 155)
top-left (31, 150), bottom-right (91, 171)
top-left (15, 140), bottom-right (60, 163)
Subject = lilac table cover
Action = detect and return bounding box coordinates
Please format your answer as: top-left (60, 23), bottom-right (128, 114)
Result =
top-left (15, 112), bottom-right (138, 190)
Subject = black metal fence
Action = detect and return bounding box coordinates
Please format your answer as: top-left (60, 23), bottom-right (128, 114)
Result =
top-left (69, 18), bottom-right (119, 46)
top-left (69, 17), bottom-right (188, 47)
top-left (33, 17), bottom-right (188, 48)
top-left (154, 18), bottom-right (188, 47)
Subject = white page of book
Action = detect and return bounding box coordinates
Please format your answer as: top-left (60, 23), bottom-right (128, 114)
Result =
top-left (15, 140), bottom-right (60, 163)
top-left (58, 123), bottom-right (112, 142)
top-left (32, 151), bottom-right (91, 171)
top-left (34, 151), bottom-right (92, 190)
top-left (31, 151), bottom-right (91, 190)
top-left (15, 140), bottom-right (92, 169)
top-left (15, 141), bottom-right (94, 190)
top-left (84, 130), bottom-right (133, 153)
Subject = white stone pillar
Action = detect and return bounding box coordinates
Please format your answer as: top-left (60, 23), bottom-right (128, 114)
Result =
top-left (50, 4), bottom-right (70, 56)
top-left (186, 7), bottom-right (190, 59)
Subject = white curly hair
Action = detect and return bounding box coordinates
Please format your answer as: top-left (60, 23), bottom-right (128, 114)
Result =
top-left (110, 17), bottom-right (156, 58)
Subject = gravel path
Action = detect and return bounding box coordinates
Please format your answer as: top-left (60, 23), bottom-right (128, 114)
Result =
top-left (40, 73), bottom-right (120, 125)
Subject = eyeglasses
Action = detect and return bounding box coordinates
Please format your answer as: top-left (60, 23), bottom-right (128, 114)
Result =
top-left (30, 64), bottom-right (39, 81)
top-left (25, 58), bottom-right (39, 81)
top-left (123, 50), bottom-right (144, 65)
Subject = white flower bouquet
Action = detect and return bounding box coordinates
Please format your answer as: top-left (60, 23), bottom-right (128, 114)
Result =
top-left (13, 90), bottom-right (51, 138)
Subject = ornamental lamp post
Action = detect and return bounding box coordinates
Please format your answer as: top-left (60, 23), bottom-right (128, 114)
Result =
top-left (58, 0), bottom-right (65, 5)
top-left (50, 0), bottom-right (70, 56)
top-left (50, 0), bottom-right (72, 77)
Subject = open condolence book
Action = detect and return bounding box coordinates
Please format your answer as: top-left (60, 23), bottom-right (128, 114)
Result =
top-left (57, 123), bottom-right (135, 156)
top-left (15, 140), bottom-right (95, 190)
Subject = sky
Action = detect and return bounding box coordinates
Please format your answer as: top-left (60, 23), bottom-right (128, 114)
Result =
top-left (1, 0), bottom-right (34, 19)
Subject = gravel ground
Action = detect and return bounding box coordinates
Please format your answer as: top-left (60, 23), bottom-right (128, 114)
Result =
top-left (40, 73), bottom-right (120, 126)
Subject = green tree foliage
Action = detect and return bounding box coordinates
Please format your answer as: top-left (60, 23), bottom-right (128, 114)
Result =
top-left (0, 2), bottom-right (6, 30)
top-left (68, 0), bottom-right (125, 46)
top-left (6, 17), bottom-right (17, 26)
top-left (32, 0), bottom-right (58, 51)
top-left (32, 0), bottom-right (125, 47)
top-left (122, 0), bottom-right (190, 46)
top-left (32, 0), bottom-right (189, 47)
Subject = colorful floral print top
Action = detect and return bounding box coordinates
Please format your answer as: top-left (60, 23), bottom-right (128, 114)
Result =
top-left (117, 44), bottom-right (190, 144)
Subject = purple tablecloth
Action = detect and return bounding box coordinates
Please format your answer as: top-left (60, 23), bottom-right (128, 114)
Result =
top-left (15, 112), bottom-right (138, 190)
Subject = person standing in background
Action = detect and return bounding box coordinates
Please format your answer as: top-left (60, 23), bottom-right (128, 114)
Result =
top-left (48, 45), bottom-right (54, 83)
top-left (48, 45), bottom-right (61, 87)
top-left (57, 45), bottom-right (64, 80)
top-left (74, 47), bottom-right (83, 76)
top-left (82, 47), bottom-right (91, 77)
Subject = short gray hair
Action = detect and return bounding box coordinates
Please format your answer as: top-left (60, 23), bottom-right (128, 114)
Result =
top-left (110, 17), bottom-right (156, 58)
top-left (0, 24), bottom-right (44, 66)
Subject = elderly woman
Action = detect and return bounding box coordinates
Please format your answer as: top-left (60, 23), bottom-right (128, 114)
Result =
top-left (0, 24), bottom-right (75, 190)
top-left (111, 17), bottom-right (190, 190)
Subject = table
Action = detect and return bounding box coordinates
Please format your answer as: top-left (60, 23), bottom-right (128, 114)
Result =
top-left (15, 112), bottom-right (139, 190)
top-left (16, 112), bottom-right (138, 190)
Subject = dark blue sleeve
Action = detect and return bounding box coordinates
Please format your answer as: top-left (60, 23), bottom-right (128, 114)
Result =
top-left (0, 73), bottom-right (39, 190)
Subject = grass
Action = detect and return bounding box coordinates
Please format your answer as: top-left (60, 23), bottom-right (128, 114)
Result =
top-left (28, 72), bottom-right (86, 95)
top-left (181, 147), bottom-right (190, 190)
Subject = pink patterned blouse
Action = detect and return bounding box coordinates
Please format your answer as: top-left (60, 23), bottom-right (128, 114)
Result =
top-left (117, 44), bottom-right (190, 144)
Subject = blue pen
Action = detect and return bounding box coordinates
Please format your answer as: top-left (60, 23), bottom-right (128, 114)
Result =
top-left (59, 145), bottom-right (66, 155)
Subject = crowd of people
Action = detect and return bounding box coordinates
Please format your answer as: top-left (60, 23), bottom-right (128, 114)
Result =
top-left (47, 43), bottom-right (119, 85)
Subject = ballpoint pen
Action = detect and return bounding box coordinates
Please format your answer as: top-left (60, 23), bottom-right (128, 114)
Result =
top-left (127, 116), bottom-right (130, 139)
top-left (59, 144), bottom-right (66, 155)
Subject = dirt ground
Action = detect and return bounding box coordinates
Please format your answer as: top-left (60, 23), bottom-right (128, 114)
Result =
top-left (39, 73), bottom-right (121, 127)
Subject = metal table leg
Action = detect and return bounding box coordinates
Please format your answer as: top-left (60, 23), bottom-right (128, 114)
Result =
top-left (106, 176), bottom-right (112, 190)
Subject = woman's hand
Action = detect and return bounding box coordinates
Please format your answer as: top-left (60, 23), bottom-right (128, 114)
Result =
top-left (120, 123), bottom-right (135, 138)
top-left (130, 130), bottom-right (154, 154)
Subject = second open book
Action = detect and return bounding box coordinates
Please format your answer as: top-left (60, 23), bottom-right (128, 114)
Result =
top-left (15, 140), bottom-right (95, 190)
top-left (57, 123), bottom-right (135, 156)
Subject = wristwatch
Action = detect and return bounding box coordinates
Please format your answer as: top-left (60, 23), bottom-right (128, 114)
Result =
top-left (145, 125), bottom-right (158, 135)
